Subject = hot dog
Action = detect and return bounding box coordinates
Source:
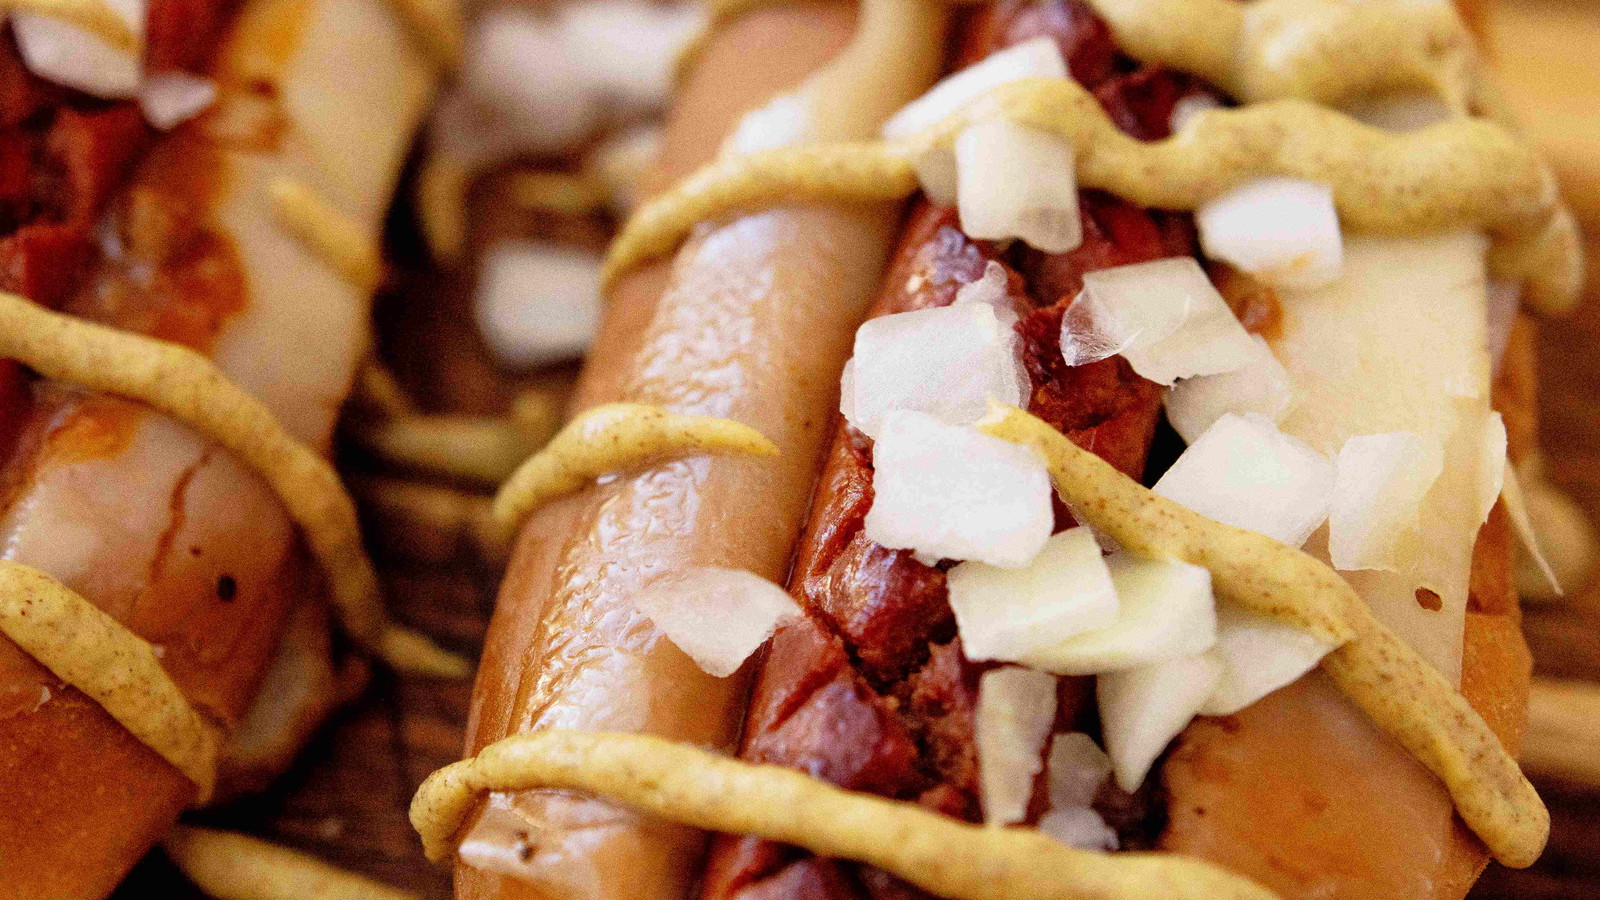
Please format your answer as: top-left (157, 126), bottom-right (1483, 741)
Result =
top-left (0, 0), bottom-right (434, 895)
top-left (431, 0), bottom-right (1569, 898)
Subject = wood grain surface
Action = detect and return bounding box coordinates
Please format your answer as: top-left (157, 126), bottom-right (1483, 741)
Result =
top-left (113, 1), bottom-right (1600, 897)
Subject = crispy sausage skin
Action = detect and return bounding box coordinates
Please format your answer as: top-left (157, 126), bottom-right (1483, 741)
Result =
top-left (454, 4), bottom-right (950, 899)
top-left (0, 1), bottom-right (432, 896)
top-left (699, 3), bottom-right (1530, 900)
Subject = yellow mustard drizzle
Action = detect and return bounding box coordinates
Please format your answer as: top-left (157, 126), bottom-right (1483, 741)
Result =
top-left (411, 730), bottom-right (1280, 900)
top-left (164, 826), bottom-right (423, 900)
top-left (603, 77), bottom-right (1581, 313)
top-left (269, 178), bottom-right (385, 294)
top-left (0, 0), bottom-right (139, 52)
top-left (0, 560), bottom-right (221, 800)
top-left (0, 292), bottom-right (466, 678)
top-left (1084, 0), bottom-right (1477, 113)
top-left (978, 405), bottom-right (1547, 868)
top-left (490, 402), bottom-right (779, 543)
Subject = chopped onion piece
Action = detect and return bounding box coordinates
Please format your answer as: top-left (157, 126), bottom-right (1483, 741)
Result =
top-left (139, 72), bottom-right (218, 130)
top-left (1486, 280), bottom-right (1520, 376)
top-left (1477, 412), bottom-right (1508, 526)
top-left (1154, 413), bottom-right (1334, 546)
top-left (955, 117), bottom-right (1081, 253)
top-left (845, 300), bottom-right (1024, 439)
top-left (1169, 94), bottom-right (1222, 133)
top-left (1344, 94), bottom-right (1453, 132)
top-left (1046, 732), bottom-right (1112, 809)
top-left (882, 36), bottom-right (1066, 139)
top-left (976, 667), bottom-right (1058, 825)
top-left (1163, 334), bottom-right (1292, 443)
top-left (1022, 552), bottom-right (1215, 674)
top-left (1038, 807), bottom-right (1119, 851)
top-left (954, 261), bottom-right (1018, 326)
top-left (461, 8), bottom-right (599, 155)
top-left (1198, 606), bottom-right (1336, 715)
top-left (1198, 178), bottom-right (1343, 290)
top-left (559, 0), bottom-right (703, 113)
top-left (631, 567), bottom-right (801, 677)
top-left (1061, 258), bottom-right (1255, 386)
top-left (15, 0), bottom-right (144, 99)
top-left (1098, 653), bottom-right (1222, 791)
top-left (948, 527), bottom-right (1118, 663)
top-left (1328, 431), bottom-right (1445, 572)
top-left (863, 411), bottom-right (1053, 568)
top-left (474, 242), bottom-right (602, 368)
top-left (1502, 459), bottom-right (1560, 596)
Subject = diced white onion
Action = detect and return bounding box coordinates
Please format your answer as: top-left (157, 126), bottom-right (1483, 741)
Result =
top-left (914, 145), bottom-right (958, 206)
top-left (1198, 606), bottom-right (1336, 716)
top-left (1022, 552), bottom-right (1216, 674)
top-left (1163, 333), bottom-right (1292, 443)
top-left (955, 117), bottom-right (1081, 253)
top-left (1343, 94), bottom-right (1453, 132)
top-left (1198, 178), bottom-right (1343, 290)
top-left (138, 72), bottom-right (217, 130)
top-left (1097, 653), bottom-right (1222, 791)
top-left (1486, 280), bottom-right (1521, 376)
top-left (1502, 457), bottom-right (1560, 596)
top-left (1061, 258), bottom-right (1255, 386)
top-left (1046, 732), bottom-right (1112, 809)
top-left (863, 411), bottom-right (1053, 568)
top-left (1038, 807), bottom-right (1119, 851)
top-left (722, 92), bottom-right (813, 156)
top-left (474, 242), bottom-right (602, 368)
top-left (459, 8), bottom-right (600, 156)
top-left (631, 567), bottom-right (801, 678)
top-left (1169, 94), bottom-right (1221, 133)
top-left (948, 527), bottom-right (1118, 663)
top-left (15, 0), bottom-right (145, 99)
top-left (1328, 431), bottom-right (1444, 572)
top-left (844, 299), bottom-right (1024, 439)
top-left (976, 667), bottom-right (1058, 825)
top-left (882, 36), bottom-right (1066, 139)
top-left (1477, 412), bottom-right (1508, 527)
top-left (558, 0), bottom-right (703, 113)
top-left (1153, 413), bottom-right (1334, 546)
top-left (954, 261), bottom-right (1018, 326)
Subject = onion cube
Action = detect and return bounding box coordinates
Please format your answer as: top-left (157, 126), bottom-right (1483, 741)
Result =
top-left (1038, 807), bottom-right (1119, 851)
top-left (976, 667), bottom-right (1058, 825)
top-left (462, 8), bottom-right (600, 154)
top-left (1328, 431), bottom-right (1444, 572)
top-left (863, 411), bottom-right (1052, 568)
top-left (1153, 413), bottom-right (1334, 546)
top-left (1198, 177), bottom-right (1343, 290)
top-left (883, 36), bottom-right (1067, 139)
top-left (1021, 552), bottom-right (1216, 674)
top-left (475, 242), bottom-right (602, 368)
top-left (844, 301), bottom-right (1025, 439)
top-left (955, 117), bottom-right (1081, 253)
top-left (1164, 334), bottom-right (1292, 443)
top-left (1046, 732), bottom-right (1112, 809)
top-left (15, 3), bottom-right (143, 99)
top-left (948, 527), bottom-right (1118, 663)
top-left (559, 0), bottom-right (703, 114)
top-left (1062, 258), bottom-right (1255, 385)
top-left (631, 567), bottom-right (801, 678)
top-left (1198, 606), bottom-right (1336, 715)
top-left (138, 73), bottom-right (218, 130)
top-left (1098, 653), bottom-right (1222, 791)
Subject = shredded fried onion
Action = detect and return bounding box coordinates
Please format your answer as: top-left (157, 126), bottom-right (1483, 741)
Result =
top-left (491, 402), bottom-right (779, 541)
top-left (384, 0), bottom-right (464, 70)
top-left (163, 825), bottom-right (421, 900)
top-left (411, 729), bottom-right (1279, 900)
top-left (977, 404), bottom-right (1548, 867)
top-left (269, 178), bottom-right (385, 294)
top-left (0, 561), bottom-right (221, 799)
top-left (0, 292), bottom-right (464, 677)
top-left (0, 0), bottom-right (138, 52)
top-left (603, 78), bottom-right (1578, 313)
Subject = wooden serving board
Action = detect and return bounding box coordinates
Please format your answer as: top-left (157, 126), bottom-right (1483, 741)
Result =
top-left (114, 0), bottom-right (1600, 896)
